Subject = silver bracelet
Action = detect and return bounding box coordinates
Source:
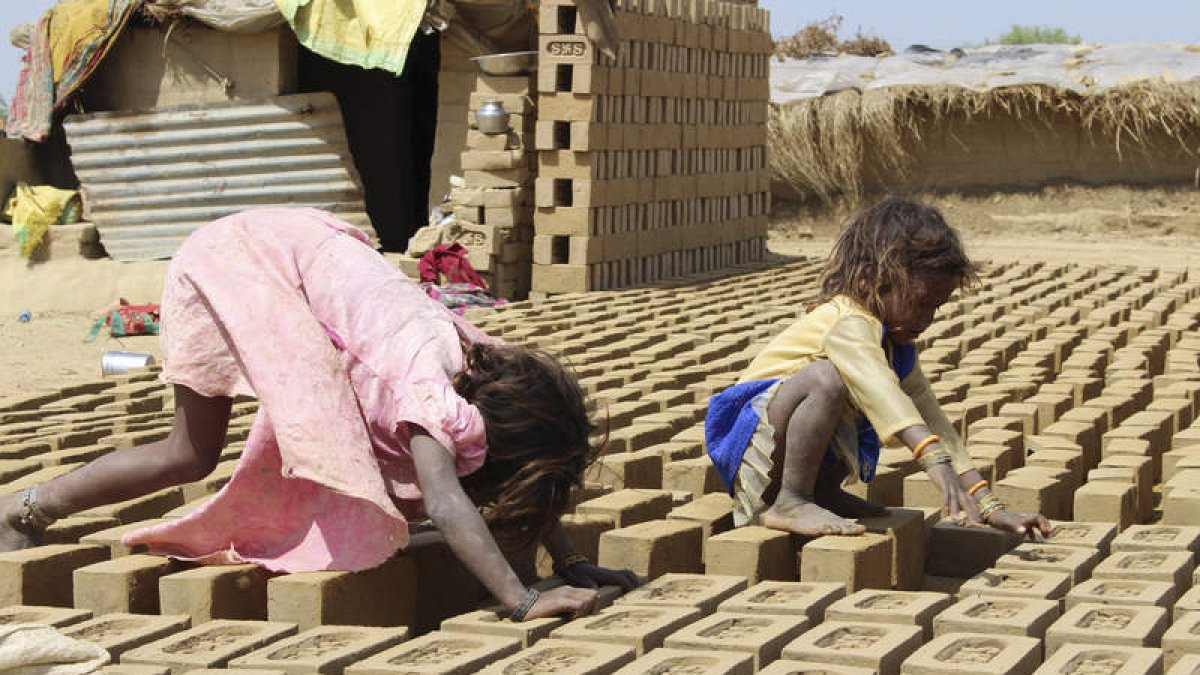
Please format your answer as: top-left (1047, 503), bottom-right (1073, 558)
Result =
top-left (509, 587), bottom-right (540, 622)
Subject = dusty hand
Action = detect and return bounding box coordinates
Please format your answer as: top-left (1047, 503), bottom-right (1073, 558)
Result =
top-left (926, 463), bottom-right (980, 525)
top-left (987, 509), bottom-right (1052, 540)
top-left (522, 586), bottom-right (599, 621)
top-left (559, 562), bottom-right (640, 591)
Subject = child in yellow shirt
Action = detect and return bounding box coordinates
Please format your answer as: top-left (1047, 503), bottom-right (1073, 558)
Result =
top-left (705, 197), bottom-right (1051, 538)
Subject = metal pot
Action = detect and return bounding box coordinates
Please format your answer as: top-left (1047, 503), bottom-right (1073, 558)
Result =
top-left (475, 100), bottom-right (511, 135)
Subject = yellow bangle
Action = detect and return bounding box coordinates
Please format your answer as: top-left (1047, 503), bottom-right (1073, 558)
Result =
top-left (968, 480), bottom-right (989, 497)
top-left (912, 435), bottom-right (941, 460)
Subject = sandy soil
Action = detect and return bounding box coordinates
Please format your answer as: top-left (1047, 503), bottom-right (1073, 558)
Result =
top-left (2, 185), bottom-right (1197, 402)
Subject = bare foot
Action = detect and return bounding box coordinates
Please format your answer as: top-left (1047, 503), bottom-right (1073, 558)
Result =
top-left (816, 487), bottom-right (889, 519)
top-left (760, 495), bottom-right (866, 536)
top-left (0, 494), bottom-right (41, 552)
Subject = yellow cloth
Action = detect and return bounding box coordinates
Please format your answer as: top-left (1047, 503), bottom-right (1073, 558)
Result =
top-left (274, 0), bottom-right (426, 75)
top-left (741, 295), bottom-right (975, 479)
top-left (3, 183), bottom-right (80, 259)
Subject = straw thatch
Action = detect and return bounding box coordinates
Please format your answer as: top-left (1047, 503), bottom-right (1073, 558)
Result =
top-left (770, 81), bottom-right (1200, 204)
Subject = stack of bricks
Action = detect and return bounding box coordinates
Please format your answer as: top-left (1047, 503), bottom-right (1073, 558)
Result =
top-left (447, 73), bottom-right (536, 300)
top-left (530, 0), bottom-right (772, 298)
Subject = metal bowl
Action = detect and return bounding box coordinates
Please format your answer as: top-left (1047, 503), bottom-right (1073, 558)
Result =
top-left (470, 51), bottom-right (538, 76)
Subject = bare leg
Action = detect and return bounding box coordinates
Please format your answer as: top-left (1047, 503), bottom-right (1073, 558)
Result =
top-left (759, 361), bottom-right (866, 536)
top-left (814, 460), bottom-right (888, 518)
top-left (0, 385), bottom-right (232, 550)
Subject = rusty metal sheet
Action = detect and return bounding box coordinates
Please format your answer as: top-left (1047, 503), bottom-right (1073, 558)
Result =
top-left (63, 93), bottom-right (374, 261)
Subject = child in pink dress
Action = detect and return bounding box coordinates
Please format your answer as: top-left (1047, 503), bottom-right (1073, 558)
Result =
top-left (0, 208), bottom-right (635, 621)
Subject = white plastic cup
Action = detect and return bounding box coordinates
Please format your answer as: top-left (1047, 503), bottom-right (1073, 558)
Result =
top-left (100, 351), bottom-right (156, 377)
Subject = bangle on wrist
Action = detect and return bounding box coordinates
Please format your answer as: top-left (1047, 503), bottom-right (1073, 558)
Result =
top-left (553, 553), bottom-right (589, 576)
top-left (509, 587), bottom-right (540, 622)
top-left (978, 494), bottom-right (1006, 522)
top-left (967, 479), bottom-right (989, 497)
top-left (918, 449), bottom-right (952, 471)
top-left (912, 435), bottom-right (941, 460)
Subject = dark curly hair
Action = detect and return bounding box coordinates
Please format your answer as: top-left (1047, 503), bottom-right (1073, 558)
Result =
top-left (819, 196), bottom-right (979, 316)
top-left (453, 342), bottom-right (601, 550)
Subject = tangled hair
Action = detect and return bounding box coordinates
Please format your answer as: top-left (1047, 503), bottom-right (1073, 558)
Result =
top-left (453, 343), bottom-right (601, 550)
top-left (819, 196), bottom-right (979, 317)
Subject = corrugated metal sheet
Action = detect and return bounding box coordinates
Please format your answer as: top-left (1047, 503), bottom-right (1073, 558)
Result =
top-left (63, 93), bottom-right (374, 261)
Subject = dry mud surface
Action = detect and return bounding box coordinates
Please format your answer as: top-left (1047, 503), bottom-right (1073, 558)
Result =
top-left (0, 233), bottom-right (1198, 673)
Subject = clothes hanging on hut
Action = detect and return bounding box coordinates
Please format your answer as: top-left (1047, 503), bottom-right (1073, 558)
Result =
top-left (274, 0), bottom-right (427, 76)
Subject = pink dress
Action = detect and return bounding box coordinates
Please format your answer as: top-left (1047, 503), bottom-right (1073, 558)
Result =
top-left (123, 208), bottom-right (496, 572)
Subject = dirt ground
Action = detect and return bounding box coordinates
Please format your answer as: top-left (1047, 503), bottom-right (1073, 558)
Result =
top-left (1, 185), bottom-right (1198, 402)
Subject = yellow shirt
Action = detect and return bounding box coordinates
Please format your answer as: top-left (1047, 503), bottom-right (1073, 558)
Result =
top-left (741, 295), bottom-right (974, 478)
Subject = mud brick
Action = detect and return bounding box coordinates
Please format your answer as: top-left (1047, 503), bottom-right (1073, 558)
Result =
top-left (826, 590), bottom-right (953, 640)
top-left (781, 621), bottom-right (923, 675)
top-left (1112, 525), bottom-right (1200, 556)
top-left (1034, 643), bottom-right (1164, 675)
top-left (79, 520), bottom-right (175, 558)
top-left (667, 493), bottom-right (735, 547)
top-left (343, 630), bottom-right (520, 675)
top-left (598, 519), bottom-right (704, 579)
top-left (1039, 420), bottom-right (1101, 466)
top-left (994, 473), bottom-right (1070, 520)
top-left (996, 543), bottom-right (1102, 586)
top-left (607, 424), bottom-right (678, 453)
top-left (903, 472), bottom-right (943, 509)
top-left (933, 596), bottom-right (1059, 639)
top-left (1065, 578), bottom-right (1179, 612)
top-left (969, 428), bottom-right (1025, 455)
top-left (611, 648), bottom-right (753, 675)
top-left (1043, 521), bottom-right (1117, 555)
top-left (800, 533), bottom-right (892, 593)
top-left (1027, 393), bottom-right (1074, 428)
top-left (900, 632), bottom-right (1041, 675)
top-left (860, 508), bottom-right (927, 590)
top-left (969, 417), bottom-right (1027, 437)
top-left (616, 573), bottom-right (746, 614)
top-left (544, 514), bottom-right (614, 570)
top-left (270, 552), bottom-right (420, 629)
top-left (925, 521), bottom-right (1020, 579)
top-left (1163, 486), bottom-right (1200, 526)
top-left (1148, 398), bottom-right (1194, 433)
top-left (101, 666), bottom-right (172, 675)
top-left (548, 604), bottom-right (700, 657)
top-left (1091, 551), bottom-right (1195, 593)
top-left (759, 662), bottom-right (875, 675)
top-left (587, 450), bottom-right (663, 490)
top-left (959, 569), bottom-right (1073, 606)
top-left (1045, 603), bottom-right (1169, 655)
top-left (662, 457), bottom-right (724, 497)
top-left (62, 613), bottom-right (191, 659)
top-left (845, 465), bottom-right (905, 507)
top-left (1026, 448), bottom-right (1085, 491)
top-left (1163, 609), bottom-right (1200, 669)
top-left (997, 403), bottom-right (1040, 435)
top-left (577, 489), bottom-right (675, 527)
top-left (73, 554), bottom-right (181, 615)
top-left (1164, 447), bottom-right (1200, 482)
top-left (161, 564), bottom-right (272, 625)
top-left (718, 581), bottom-right (846, 623)
top-left (1074, 481), bottom-right (1138, 530)
top-left (1098, 455), bottom-right (1156, 522)
top-left (969, 445), bottom-right (1018, 481)
top-left (0, 604), bottom-right (92, 626)
top-left (76, 485), bottom-right (187, 523)
top-left (122, 620), bottom-right (298, 675)
top-left (0, 543), bottom-right (109, 607)
top-left (1167, 654), bottom-right (1200, 675)
top-left (476, 638), bottom-right (634, 675)
top-left (1175, 584), bottom-right (1200, 619)
top-left (442, 608), bottom-right (564, 648)
top-left (664, 611), bottom-right (812, 670)
top-left (1105, 437), bottom-right (1162, 483)
top-left (44, 515), bottom-right (123, 545)
top-left (229, 625), bottom-right (408, 674)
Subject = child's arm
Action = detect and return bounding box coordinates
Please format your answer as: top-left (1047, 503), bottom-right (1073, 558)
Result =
top-left (542, 524), bottom-right (640, 590)
top-left (409, 429), bottom-right (599, 620)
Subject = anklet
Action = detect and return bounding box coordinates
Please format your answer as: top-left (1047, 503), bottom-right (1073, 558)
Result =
top-left (15, 487), bottom-right (55, 533)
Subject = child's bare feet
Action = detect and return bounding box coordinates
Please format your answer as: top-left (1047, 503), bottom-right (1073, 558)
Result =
top-left (760, 493), bottom-right (866, 536)
top-left (815, 487), bottom-right (888, 519)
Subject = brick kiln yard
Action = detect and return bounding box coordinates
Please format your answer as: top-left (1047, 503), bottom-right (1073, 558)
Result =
top-left (1, 225), bottom-right (1200, 675)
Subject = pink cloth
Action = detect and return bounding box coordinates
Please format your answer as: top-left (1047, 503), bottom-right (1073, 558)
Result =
top-left (123, 208), bottom-right (498, 572)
